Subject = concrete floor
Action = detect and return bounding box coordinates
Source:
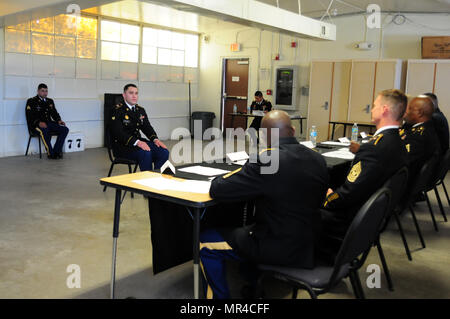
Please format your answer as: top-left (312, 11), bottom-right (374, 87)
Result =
top-left (0, 139), bottom-right (449, 299)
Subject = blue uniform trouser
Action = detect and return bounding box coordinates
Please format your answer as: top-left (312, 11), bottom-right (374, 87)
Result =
top-left (199, 229), bottom-right (243, 299)
top-left (35, 122), bottom-right (69, 156)
top-left (123, 140), bottom-right (169, 171)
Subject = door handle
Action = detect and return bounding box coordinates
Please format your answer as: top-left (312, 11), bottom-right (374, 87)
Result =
top-left (363, 104), bottom-right (371, 113)
top-left (322, 101), bottom-right (329, 110)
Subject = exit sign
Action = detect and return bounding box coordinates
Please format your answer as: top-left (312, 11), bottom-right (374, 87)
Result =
top-left (230, 43), bottom-right (241, 52)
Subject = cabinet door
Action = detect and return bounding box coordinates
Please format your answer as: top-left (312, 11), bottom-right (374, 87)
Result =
top-left (307, 61), bottom-right (333, 142)
top-left (434, 61), bottom-right (450, 121)
top-left (374, 60), bottom-right (401, 95)
top-left (405, 61), bottom-right (435, 96)
top-left (348, 61), bottom-right (375, 123)
top-left (330, 61), bottom-right (351, 137)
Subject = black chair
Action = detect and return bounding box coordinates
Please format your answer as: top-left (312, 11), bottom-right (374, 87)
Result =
top-left (103, 129), bottom-right (138, 198)
top-left (258, 188), bottom-right (391, 299)
top-left (410, 154), bottom-right (441, 232)
top-left (375, 167), bottom-right (410, 291)
top-left (427, 149), bottom-right (450, 223)
top-left (25, 118), bottom-right (58, 159)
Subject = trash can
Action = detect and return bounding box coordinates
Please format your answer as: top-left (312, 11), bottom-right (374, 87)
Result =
top-left (191, 111), bottom-right (216, 140)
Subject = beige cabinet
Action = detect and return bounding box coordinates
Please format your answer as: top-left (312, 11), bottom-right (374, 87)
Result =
top-left (348, 59), bottom-right (402, 123)
top-left (406, 59), bottom-right (450, 121)
top-left (307, 59), bottom-right (402, 141)
top-left (307, 60), bottom-right (351, 142)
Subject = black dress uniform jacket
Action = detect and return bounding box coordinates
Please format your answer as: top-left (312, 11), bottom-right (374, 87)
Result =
top-left (323, 128), bottom-right (408, 220)
top-left (209, 137), bottom-right (329, 269)
top-left (432, 110), bottom-right (449, 153)
top-left (110, 102), bottom-right (158, 155)
top-left (400, 120), bottom-right (441, 179)
top-left (25, 96), bottom-right (61, 129)
top-left (249, 99), bottom-right (272, 129)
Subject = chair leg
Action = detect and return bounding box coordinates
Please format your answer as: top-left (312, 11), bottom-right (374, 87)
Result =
top-left (25, 136), bottom-right (32, 156)
top-left (409, 205), bottom-right (426, 249)
top-left (133, 164), bottom-right (138, 173)
top-left (393, 210), bottom-right (412, 261)
top-left (376, 239), bottom-right (394, 291)
top-left (441, 182), bottom-right (450, 207)
top-left (103, 163), bottom-right (115, 192)
top-left (425, 192), bottom-right (439, 231)
top-left (349, 270), bottom-right (364, 299)
top-left (291, 287), bottom-right (298, 299)
top-left (434, 187), bottom-right (447, 222)
top-left (39, 137), bottom-right (42, 159)
top-left (353, 270), bottom-right (366, 299)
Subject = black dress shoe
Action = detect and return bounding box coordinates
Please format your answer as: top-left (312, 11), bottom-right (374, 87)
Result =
top-left (47, 154), bottom-right (58, 159)
top-left (57, 152), bottom-right (63, 159)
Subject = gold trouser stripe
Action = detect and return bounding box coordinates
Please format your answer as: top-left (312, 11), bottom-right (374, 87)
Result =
top-left (35, 127), bottom-right (50, 155)
top-left (199, 260), bottom-right (213, 299)
top-left (126, 136), bottom-right (133, 145)
top-left (200, 241), bottom-right (233, 251)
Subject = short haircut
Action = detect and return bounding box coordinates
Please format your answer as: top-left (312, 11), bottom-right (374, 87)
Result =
top-left (423, 92), bottom-right (438, 110)
top-left (254, 91), bottom-right (263, 97)
top-left (124, 83), bottom-right (138, 92)
top-left (38, 83), bottom-right (48, 90)
top-left (378, 89), bottom-right (407, 121)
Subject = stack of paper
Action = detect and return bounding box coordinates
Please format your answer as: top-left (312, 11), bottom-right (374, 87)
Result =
top-left (322, 149), bottom-right (355, 160)
top-left (226, 151), bottom-right (249, 165)
top-left (321, 141), bottom-right (351, 146)
top-left (178, 165), bottom-right (231, 177)
top-left (133, 177), bottom-right (211, 194)
top-left (300, 141), bottom-right (315, 149)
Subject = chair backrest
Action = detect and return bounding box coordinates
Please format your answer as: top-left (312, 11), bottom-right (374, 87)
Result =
top-left (434, 149), bottom-right (450, 184)
top-left (328, 187), bottom-right (391, 285)
top-left (412, 153), bottom-right (440, 194)
top-left (25, 105), bottom-right (37, 136)
top-left (380, 167), bottom-right (408, 230)
top-left (104, 127), bottom-right (115, 163)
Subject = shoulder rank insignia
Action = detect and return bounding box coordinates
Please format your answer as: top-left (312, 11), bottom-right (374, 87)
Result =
top-left (223, 167), bottom-right (242, 179)
top-left (324, 192), bottom-right (339, 207)
top-left (115, 103), bottom-right (123, 109)
top-left (373, 134), bottom-right (383, 145)
top-left (347, 161), bottom-right (362, 183)
top-left (259, 148), bottom-right (275, 156)
top-left (412, 126), bottom-right (425, 135)
top-left (26, 105), bottom-right (31, 110)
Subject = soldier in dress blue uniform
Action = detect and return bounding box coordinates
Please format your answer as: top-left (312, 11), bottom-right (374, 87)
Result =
top-left (199, 110), bottom-right (329, 299)
top-left (109, 84), bottom-right (169, 171)
top-left (400, 95), bottom-right (441, 180)
top-left (319, 89), bottom-right (409, 257)
top-left (25, 83), bottom-right (69, 159)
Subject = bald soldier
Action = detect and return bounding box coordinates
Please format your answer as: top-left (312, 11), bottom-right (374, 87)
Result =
top-left (400, 96), bottom-right (441, 180)
top-left (199, 110), bottom-right (329, 299)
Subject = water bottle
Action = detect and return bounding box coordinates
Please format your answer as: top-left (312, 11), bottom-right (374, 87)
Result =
top-left (247, 105), bottom-right (251, 114)
top-left (351, 123), bottom-right (358, 141)
top-left (309, 125), bottom-right (317, 147)
top-left (233, 104), bottom-right (237, 113)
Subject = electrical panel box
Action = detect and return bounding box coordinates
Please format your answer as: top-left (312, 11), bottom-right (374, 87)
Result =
top-left (274, 66), bottom-right (298, 110)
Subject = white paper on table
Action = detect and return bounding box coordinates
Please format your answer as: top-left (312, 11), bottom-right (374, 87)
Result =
top-left (133, 177), bottom-right (211, 194)
top-left (252, 110), bottom-right (264, 116)
top-left (321, 141), bottom-right (351, 146)
top-left (178, 165), bottom-right (231, 177)
top-left (360, 132), bottom-right (367, 138)
top-left (226, 151), bottom-right (249, 163)
top-left (338, 137), bottom-right (351, 144)
top-left (160, 160), bottom-right (176, 174)
top-left (300, 141), bottom-right (315, 149)
top-left (361, 140), bottom-right (369, 143)
top-left (234, 160), bottom-right (248, 166)
top-left (322, 150), bottom-right (355, 160)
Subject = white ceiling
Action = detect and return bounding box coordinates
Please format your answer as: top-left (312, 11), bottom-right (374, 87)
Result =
top-left (257, 0), bottom-right (450, 18)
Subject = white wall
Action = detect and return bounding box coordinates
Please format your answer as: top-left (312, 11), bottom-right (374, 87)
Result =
top-left (197, 13), bottom-right (450, 132)
top-left (1, 29), bottom-right (198, 158)
top-left (197, 21), bottom-right (311, 133)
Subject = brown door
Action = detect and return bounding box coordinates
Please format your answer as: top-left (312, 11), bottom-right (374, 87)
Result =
top-left (221, 58), bottom-right (249, 132)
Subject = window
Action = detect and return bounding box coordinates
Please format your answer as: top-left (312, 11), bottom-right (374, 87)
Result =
top-left (142, 27), bottom-right (198, 67)
top-left (101, 20), bottom-right (139, 63)
top-left (5, 15), bottom-right (97, 58)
